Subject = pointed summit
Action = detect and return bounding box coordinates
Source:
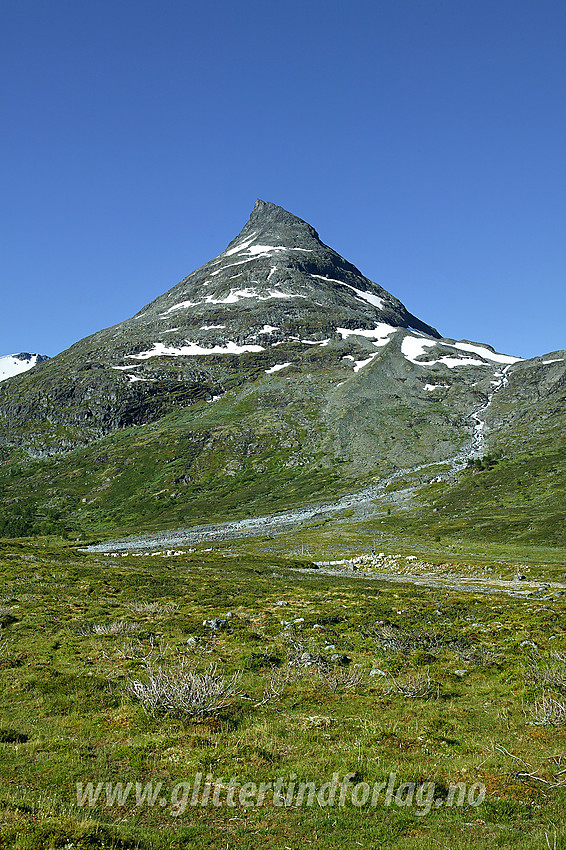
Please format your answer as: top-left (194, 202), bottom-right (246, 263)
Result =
top-left (249, 199), bottom-right (319, 237)
top-left (223, 199), bottom-right (322, 252)
top-left (0, 199), bottom-right (445, 451)
top-left (219, 200), bottom-right (326, 262)
top-left (138, 199), bottom-right (441, 339)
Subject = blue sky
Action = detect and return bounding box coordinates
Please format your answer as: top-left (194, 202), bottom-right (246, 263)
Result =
top-left (2, 0), bottom-right (565, 359)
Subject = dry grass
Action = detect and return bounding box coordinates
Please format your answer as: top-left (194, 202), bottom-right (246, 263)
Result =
top-left (530, 688), bottom-right (566, 727)
top-left (123, 601), bottom-right (179, 616)
top-left (383, 669), bottom-right (435, 698)
top-left (74, 620), bottom-right (141, 636)
top-left (127, 660), bottom-right (242, 718)
top-left (526, 651), bottom-right (566, 693)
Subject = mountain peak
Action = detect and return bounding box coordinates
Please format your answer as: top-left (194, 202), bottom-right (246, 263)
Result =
top-left (224, 199), bottom-right (322, 254)
top-left (250, 198), bottom-right (316, 229)
top-left (0, 201), bottom-right (447, 451)
top-left (131, 199), bottom-right (441, 341)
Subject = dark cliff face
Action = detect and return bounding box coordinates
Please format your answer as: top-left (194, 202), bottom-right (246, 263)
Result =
top-left (0, 201), bottom-right (443, 452)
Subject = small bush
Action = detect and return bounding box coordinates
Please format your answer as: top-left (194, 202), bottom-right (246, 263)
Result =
top-left (317, 663), bottom-right (364, 693)
top-left (74, 621), bottom-right (140, 636)
top-left (466, 452), bottom-right (501, 472)
top-left (246, 648), bottom-right (283, 670)
top-left (0, 502), bottom-right (72, 538)
top-left (530, 688), bottom-right (566, 726)
top-left (0, 728), bottom-right (29, 743)
top-left (256, 666), bottom-right (296, 705)
top-left (127, 661), bottom-right (242, 718)
top-left (525, 651), bottom-right (566, 693)
top-left (116, 635), bottom-right (169, 663)
top-left (384, 670), bottom-right (435, 698)
top-left (124, 601), bottom-right (179, 616)
top-left (0, 609), bottom-right (17, 628)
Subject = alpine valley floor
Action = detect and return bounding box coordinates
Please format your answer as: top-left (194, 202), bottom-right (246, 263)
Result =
top-left (1, 535), bottom-right (566, 849)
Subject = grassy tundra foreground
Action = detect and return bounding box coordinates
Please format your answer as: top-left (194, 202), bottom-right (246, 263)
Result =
top-left (1, 537), bottom-right (566, 849)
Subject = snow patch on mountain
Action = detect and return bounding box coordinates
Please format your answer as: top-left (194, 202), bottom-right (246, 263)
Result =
top-left (353, 355), bottom-right (378, 372)
top-left (127, 374), bottom-right (153, 383)
top-left (223, 233), bottom-right (258, 256)
top-left (311, 275), bottom-right (386, 310)
top-left (222, 232), bottom-right (313, 260)
top-left (206, 288), bottom-right (304, 304)
top-left (0, 353), bottom-right (48, 382)
top-left (401, 336), bottom-right (521, 369)
top-left (163, 288), bottom-right (305, 314)
top-left (265, 362), bottom-right (292, 374)
top-left (127, 341), bottom-right (265, 359)
top-left (337, 324), bottom-right (395, 346)
top-left (246, 244), bottom-right (312, 256)
top-left (163, 300), bottom-right (199, 314)
top-left (341, 352), bottom-right (381, 372)
top-left (450, 341), bottom-right (522, 364)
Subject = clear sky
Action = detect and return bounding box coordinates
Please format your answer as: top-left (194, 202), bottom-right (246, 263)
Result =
top-left (2, 0), bottom-right (565, 360)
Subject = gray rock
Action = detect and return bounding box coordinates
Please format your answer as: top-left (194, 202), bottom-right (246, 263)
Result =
top-left (330, 653), bottom-right (351, 665)
top-left (203, 618), bottom-right (228, 630)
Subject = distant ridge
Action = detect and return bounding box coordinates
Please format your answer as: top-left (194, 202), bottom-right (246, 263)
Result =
top-left (0, 353), bottom-right (49, 383)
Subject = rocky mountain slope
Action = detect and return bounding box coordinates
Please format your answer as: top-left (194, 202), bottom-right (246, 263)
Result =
top-left (0, 201), bottom-right (563, 543)
top-left (0, 200), bottom-right (445, 453)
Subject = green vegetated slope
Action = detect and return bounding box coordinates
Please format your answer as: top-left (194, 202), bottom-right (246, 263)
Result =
top-left (408, 354), bottom-right (566, 546)
top-left (1, 345), bottom-right (565, 549)
top-left (1, 539), bottom-right (566, 849)
top-left (0, 340), bottom-right (480, 541)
